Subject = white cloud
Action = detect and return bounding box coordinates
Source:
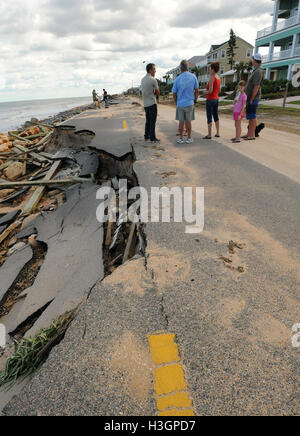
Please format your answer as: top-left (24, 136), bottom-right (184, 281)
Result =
top-left (1, 0), bottom-right (273, 102)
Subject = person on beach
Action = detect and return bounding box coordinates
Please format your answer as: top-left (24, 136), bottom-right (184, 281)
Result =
top-left (242, 53), bottom-right (264, 141)
top-left (92, 89), bottom-right (100, 109)
top-left (172, 60), bottom-right (199, 144)
top-left (141, 63), bottom-right (160, 143)
top-left (231, 81), bottom-right (247, 143)
top-left (103, 89), bottom-right (109, 108)
top-left (203, 62), bottom-right (221, 139)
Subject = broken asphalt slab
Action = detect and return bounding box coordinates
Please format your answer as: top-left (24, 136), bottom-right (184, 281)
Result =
top-left (0, 210), bottom-right (21, 228)
top-left (57, 110), bottom-right (132, 160)
top-left (53, 149), bottom-right (100, 177)
top-left (5, 182), bottom-right (105, 338)
top-left (0, 246), bottom-right (33, 303)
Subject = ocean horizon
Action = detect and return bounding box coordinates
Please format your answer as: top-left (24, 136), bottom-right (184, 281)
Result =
top-left (0, 96), bottom-right (92, 133)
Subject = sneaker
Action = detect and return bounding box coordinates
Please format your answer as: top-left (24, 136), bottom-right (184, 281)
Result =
top-left (177, 138), bottom-right (184, 144)
top-left (186, 138), bottom-right (194, 144)
top-left (151, 138), bottom-right (160, 143)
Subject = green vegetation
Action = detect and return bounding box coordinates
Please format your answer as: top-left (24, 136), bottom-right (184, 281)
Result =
top-left (158, 79), bottom-right (173, 96)
top-left (223, 79), bottom-right (300, 101)
top-left (259, 105), bottom-right (300, 115)
top-left (233, 61), bottom-right (253, 82)
top-left (288, 100), bottom-right (300, 105)
top-left (196, 101), bottom-right (233, 107)
top-left (0, 311), bottom-right (74, 390)
top-left (227, 29), bottom-right (238, 69)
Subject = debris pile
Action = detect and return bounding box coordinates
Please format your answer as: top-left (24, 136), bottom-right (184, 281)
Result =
top-left (0, 102), bottom-right (145, 393)
top-left (0, 118), bottom-right (99, 263)
top-left (0, 122), bottom-right (57, 264)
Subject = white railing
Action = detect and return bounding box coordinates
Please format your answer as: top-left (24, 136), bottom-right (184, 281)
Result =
top-left (277, 14), bottom-right (298, 31)
top-left (262, 46), bottom-right (300, 63)
top-left (199, 74), bottom-right (210, 82)
top-left (257, 14), bottom-right (300, 39)
top-left (257, 26), bottom-right (273, 39)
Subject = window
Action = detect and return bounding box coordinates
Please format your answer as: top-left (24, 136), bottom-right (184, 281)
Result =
top-left (221, 50), bottom-right (226, 59)
top-left (247, 48), bottom-right (252, 57)
top-left (220, 67), bottom-right (225, 74)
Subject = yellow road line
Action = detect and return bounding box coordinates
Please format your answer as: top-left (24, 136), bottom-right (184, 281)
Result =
top-left (147, 333), bottom-right (195, 416)
top-left (123, 120), bottom-right (128, 130)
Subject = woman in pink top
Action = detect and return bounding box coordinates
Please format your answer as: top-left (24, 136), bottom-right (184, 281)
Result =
top-left (232, 80), bottom-right (247, 143)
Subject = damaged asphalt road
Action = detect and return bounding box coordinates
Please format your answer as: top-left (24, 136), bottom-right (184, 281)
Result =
top-left (3, 183), bottom-right (104, 339)
top-left (2, 99), bottom-right (300, 416)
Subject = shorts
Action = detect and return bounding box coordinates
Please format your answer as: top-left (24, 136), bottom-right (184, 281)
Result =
top-left (176, 105), bottom-right (195, 122)
top-left (206, 99), bottom-right (219, 124)
top-left (233, 112), bottom-right (245, 121)
top-left (246, 100), bottom-right (259, 120)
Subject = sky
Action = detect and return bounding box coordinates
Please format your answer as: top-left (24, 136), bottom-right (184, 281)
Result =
top-left (0, 0), bottom-right (274, 102)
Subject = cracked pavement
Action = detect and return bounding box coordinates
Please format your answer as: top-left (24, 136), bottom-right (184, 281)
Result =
top-left (3, 99), bottom-right (300, 416)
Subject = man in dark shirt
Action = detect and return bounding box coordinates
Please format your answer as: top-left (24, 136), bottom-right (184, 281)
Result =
top-left (244, 53), bottom-right (264, 140)
top-left (103, 89), bottom-right (109, 108)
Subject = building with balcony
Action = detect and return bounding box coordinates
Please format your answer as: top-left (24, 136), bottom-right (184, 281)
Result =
top-left (255, 0), bottom-right (300, 81)
top-left (195, 37), bottom-right (254, 88)
top-left (166, 37), bottom-right (253, 88)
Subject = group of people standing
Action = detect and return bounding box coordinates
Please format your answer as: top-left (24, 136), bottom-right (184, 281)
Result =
top-left (92, 89), bottom-right (109, 109)
top-left (140, 53), bottom-right (263, 144)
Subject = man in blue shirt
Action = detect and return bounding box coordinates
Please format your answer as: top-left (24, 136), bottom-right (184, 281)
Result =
top-left (172, 60), bottom-right (199, 144)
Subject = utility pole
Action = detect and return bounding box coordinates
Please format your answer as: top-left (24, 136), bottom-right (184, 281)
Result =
top-left (283, 82), bottom-right (289, 109)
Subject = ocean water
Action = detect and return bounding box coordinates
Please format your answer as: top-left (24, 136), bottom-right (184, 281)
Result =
top-left (0, 96), bottom-right (92, 133)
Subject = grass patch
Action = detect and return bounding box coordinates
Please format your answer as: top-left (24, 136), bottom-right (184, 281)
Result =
top-left (259, 105), bottom-right (300, 115)
top-left (287, 100), bottom-right (300, 105)
top-left (0, 311), bottom-right (75, 391)
top-left (196, 101), bottom-right (233, 107)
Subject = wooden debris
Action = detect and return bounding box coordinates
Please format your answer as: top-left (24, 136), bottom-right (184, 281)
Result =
top-left (123, 222), bottom-right (137, 263)
top-left (21, 160), bottom-right (62, 217)
top-left (0, 220), bottom-right (22, 245)
top-left (0, 177), bottom-right (91, 189)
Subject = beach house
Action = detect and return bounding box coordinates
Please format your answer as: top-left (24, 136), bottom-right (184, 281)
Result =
top-left (255, 0), bottom-right (300, 81)
top-left (196, 37), bottom-right (254, 88)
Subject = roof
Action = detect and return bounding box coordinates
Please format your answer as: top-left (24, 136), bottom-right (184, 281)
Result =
top-left (166, 66), bottom-right (180, 74)
top-left (208, 36), bottom-right (254, 53)
top-left (210, 43), bottom-right (226, 52)
top-left (220, 69), bottom-right (235, 77)
top-left (188, 55), bottom-right (206, 64)
top-left (166, 57), bottom-right (205, 74)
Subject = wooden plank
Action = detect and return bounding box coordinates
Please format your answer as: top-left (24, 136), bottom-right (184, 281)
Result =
top-left (10, 132), bottom-right (46, 141)
top-left (0, 160), bottom-right (14, 171)
top-left (8, 133), bottom-right (30, 143)
top-left (0, 177), bottom-right (91, 188)
top-left (0, 146), bottom-right (39, 162)
top-left (14, 144), bottom-right (49, 164)
top-left (39, 152), bottom-right (55, 160)
top-left (123, 222), bottom-right (136, 263)
top-left (0, 220), bottom-right (22, 245)
top-left (105, 192), bottom-right (116, 247)
top-left (21, 160), bottom-right (62, 217)
top-left (105, 221), bottom-right (114, 247)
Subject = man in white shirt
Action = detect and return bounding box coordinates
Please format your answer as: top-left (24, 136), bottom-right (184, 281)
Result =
top-left (141, 63), bottom-right (160, 143)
